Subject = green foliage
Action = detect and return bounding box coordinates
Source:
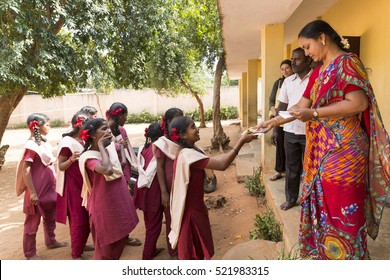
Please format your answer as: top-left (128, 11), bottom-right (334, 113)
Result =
top-left (126, 111), bottom-right (160, 124)
top-left (185, 106), bottom-right (238, 122)
top-left (244, 166), bottom-right (265, 199)
top-left (7, 119), bottom-right (66, 129)
top-left (249, 207), bottom-right (283, 242)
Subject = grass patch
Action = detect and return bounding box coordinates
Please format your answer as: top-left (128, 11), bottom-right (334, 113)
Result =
top-left (244, 166), bottom-right (265, 199)
top-left (249, 206), bottom-right (282, 242)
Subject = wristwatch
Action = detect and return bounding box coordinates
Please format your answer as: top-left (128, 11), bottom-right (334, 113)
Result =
top-left (313, 108), bottom-right (319, 119)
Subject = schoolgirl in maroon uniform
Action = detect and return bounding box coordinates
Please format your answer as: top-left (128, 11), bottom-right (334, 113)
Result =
top-left (78, 118), bottom-right (138, 259)
top-left (106, 102), bottom-right (141, 247)
top-left (153, 108), bottom-right (183, 257)
top-left (168, 116), bottom-right (257, 260)
top-left (16, 113), bottom-right (67, 260)
top-left (56, 112), bottom-right (93, 259)
top-left (133, 122), bottom-right (165, 259)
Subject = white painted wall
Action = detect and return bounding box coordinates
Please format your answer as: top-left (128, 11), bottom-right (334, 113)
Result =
top-left (9, 84), bottom-right (264, 125)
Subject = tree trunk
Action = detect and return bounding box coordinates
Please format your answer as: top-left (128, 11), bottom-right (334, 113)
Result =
top-left (211, 56), bottom-right (230, 151)
top-left (180, 79), bottom-right (206, 128)
top-left (0, 88), bottom-right (27, 164)
top-left (0, 89), bottom-right (27, 145)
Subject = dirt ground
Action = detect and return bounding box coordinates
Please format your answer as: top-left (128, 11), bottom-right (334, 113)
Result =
top-left (0, 120), bottom-right (265, 260)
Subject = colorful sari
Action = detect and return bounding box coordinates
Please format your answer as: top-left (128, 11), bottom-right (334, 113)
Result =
top-left (299, 53), bottom-right (390, 259)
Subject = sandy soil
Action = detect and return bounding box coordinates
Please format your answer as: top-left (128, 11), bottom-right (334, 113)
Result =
top-left (0, 120), bottom-right (265, 260)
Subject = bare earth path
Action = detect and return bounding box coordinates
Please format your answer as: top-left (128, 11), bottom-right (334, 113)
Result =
top-left (0, 120), bottom-right (265, 260)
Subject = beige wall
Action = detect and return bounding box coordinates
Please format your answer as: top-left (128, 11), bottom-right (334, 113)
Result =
top-left (9, 87), bottom-right (240, 126)
top-left (322, 0), bottom-right (390, 128)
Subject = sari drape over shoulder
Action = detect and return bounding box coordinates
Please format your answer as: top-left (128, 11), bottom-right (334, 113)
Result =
top-left (299, 53), bottom-right (390, 259)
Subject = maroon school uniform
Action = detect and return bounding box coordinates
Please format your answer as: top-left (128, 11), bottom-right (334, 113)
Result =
top-left (133, 145), bottom-right (163, 259)
top-left (17, 142), bottom-right (57, 258)
top-left (154, 146), bottom-right (176, 256)
top-left (174, 158), bottom-right (214, 260)
top-left (56, 146), bottom-right (90, 259)
top-left (85, 158), bottom-right (139, 259)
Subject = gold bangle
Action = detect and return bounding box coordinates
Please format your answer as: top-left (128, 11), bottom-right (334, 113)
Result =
top-left (273, 117), bottom-right (279, 125)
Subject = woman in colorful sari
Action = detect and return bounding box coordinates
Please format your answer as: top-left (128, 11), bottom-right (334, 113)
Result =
top-left (257, 19), bottom-right (390, 259)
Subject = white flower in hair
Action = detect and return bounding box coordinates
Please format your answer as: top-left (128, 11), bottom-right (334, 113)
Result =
top-left (340, 37), bottom-right (350, 49)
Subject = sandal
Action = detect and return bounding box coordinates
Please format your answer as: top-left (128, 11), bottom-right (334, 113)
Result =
top-left (126, 237), bottom-right (142, 246)
top-left (280, 201), bottom-right (295, 211)
top-left (269, 173), bottom-right (284, 181)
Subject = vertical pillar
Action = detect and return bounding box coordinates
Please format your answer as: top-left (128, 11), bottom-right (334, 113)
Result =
top-left (246, 59), bottom-right (260, 128)
top-left (239, 79), bottom-right (243, 120)
top-left (241, 72), bottom-right (248, 127)
top-left (260, 24), bottom-right (284, 172)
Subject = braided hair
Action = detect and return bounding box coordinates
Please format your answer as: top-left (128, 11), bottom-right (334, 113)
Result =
top-left (26, 113), bottom-right (49, 145)
top-left (106, 102), bottom-right (128, 137)
top-left (144, 122), bottom-right (164, 148)
top-left (168, 116), bottom-right (203, 154)
top-left (162, 108), bottom-right (183, 136)
top-left (62, 112), bottom-right (88, 138)
top-left (81, 118), bottom-right (106, 152)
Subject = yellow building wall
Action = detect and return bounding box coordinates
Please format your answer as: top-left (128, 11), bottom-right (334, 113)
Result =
top-left (321, 0), bottom-right (390, 128)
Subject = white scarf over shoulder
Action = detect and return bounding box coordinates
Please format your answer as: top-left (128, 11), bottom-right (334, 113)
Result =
top-left (55, 136), bottom-right (84, 196)
top-left (168, 148), bottom-right (208, 249)
top-left (153, 136), bottom-right (179, 160)
top-left (78, 142), bottom-right (124, 207)
top-left (15, 140), bottom-right (56, 196)
top-left (115, 134), bottom-right (138, 170)
top-left (136, 145), bottom-right (157, 189)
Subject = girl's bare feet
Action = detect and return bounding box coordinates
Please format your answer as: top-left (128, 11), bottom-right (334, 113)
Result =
top-left (46, 241), bottom-right (68, 249)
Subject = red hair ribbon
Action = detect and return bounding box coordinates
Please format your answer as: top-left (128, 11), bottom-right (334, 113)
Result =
top-left (160, 116), bottom-right (166, 135)
top-left (111, 107), bottom-right (122, 116)
top-left (80, 129), bottom-right (90, 141)
top-left (73, 117), bottom-right (84, 128)
top-left (28, 120), bottom-right (39, 131)
top-left (169, 128), bottom-right (179, 142)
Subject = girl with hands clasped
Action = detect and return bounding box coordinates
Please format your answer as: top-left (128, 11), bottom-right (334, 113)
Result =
top-left (78, 118), bottom-right (139, 259)
top-left (168, 116), bottom-right (257, 260)
top-left (16, 113), bottom-right (67, 260)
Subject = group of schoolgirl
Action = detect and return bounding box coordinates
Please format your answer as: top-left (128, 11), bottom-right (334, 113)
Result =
top-left (16, 103), bottom-right (257, 260)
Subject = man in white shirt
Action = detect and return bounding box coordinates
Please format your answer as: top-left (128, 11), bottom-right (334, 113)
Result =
top-left (273, 48), bottom-right (312, 210)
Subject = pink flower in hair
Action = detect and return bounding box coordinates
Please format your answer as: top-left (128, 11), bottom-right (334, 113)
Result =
top-left (73, 117), bottom-right (84, 128)
top-left (28, 120), bottom-right (39, 131)
top-left (169, 128), bottom-right (179, 142)
top-left (80, 129), bottom-right (90, 141)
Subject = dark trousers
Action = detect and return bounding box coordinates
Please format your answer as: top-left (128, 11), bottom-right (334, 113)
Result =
top-left (284, 132), bottom-right (306, 203)
top-left (275, 126), bottom-right (286, 173)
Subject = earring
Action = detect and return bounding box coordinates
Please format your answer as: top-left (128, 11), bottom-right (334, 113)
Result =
top-left (321, 40), bottom-right (325, 46)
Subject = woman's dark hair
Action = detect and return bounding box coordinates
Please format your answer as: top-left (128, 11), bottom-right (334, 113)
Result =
top-left (107, 102), bottom-right (128, 137)
top-left (280, 59), bottom-right (292, 67)
top-left (82, 118), bottom-right (106, 152)
top-left (80, 105), bottom-right (98, 118)
top-left (62, 112), bottom-right (88, 138)
top-left (27, 113), bottom-right (49, 145)
top-left (144, 122), bottom-right (164, 148)
top-left (298, 20), bottom-right (347, 50)
top-left (163, 107), bottom-right (183, 135)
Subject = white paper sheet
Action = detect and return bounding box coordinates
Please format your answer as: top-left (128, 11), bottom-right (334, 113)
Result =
top-left (278, 111), bottom-right (294, 119)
